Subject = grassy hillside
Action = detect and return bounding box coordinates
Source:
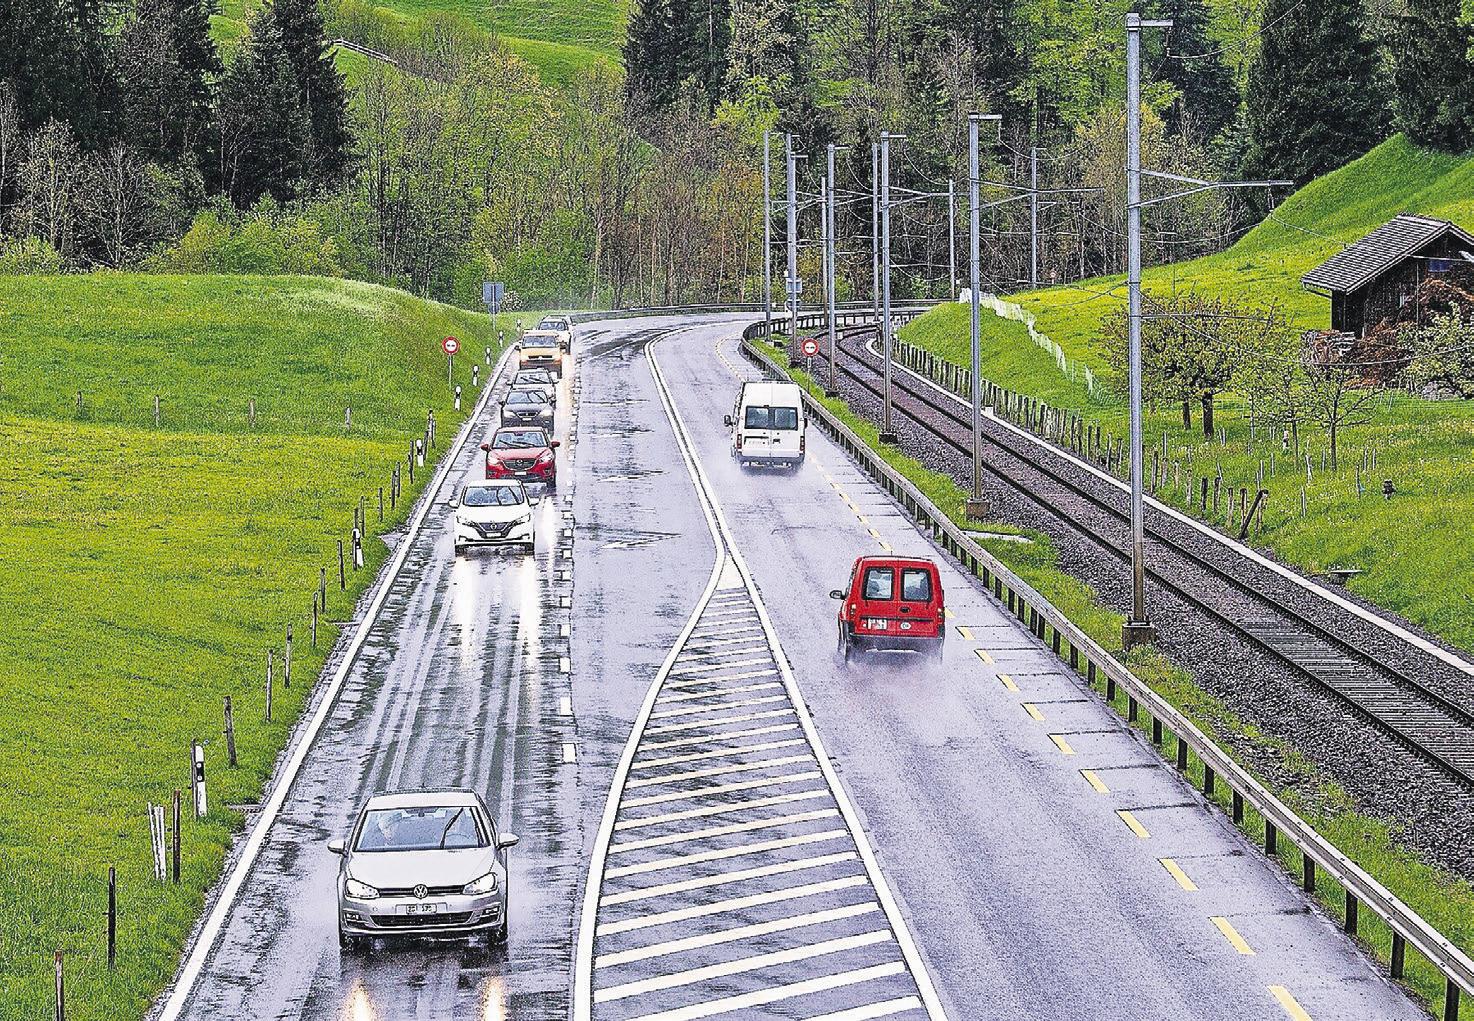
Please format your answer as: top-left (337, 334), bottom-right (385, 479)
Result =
top-left (0, 274), bottom-right (522, 1019)
top-left (901, 134), bottom-right (1474, 655)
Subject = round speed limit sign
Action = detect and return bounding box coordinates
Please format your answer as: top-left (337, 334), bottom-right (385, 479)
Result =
top-left (442, 336), bottom-right (460, 355)
top-left (800, 338), bottom-right (820, 357)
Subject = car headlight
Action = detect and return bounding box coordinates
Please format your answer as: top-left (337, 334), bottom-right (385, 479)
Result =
top-left (515, 512), bottom-right (532, 525)
top-left (536, 450), bottom-right (554, 463)
top-left (463, 870), bottom-right (499, 896)
top-left (345, 877), bottom-right (379, 900)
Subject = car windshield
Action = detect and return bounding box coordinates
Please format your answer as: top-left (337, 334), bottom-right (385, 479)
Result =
top-left (538, 319), bottom-right (564, 330)
top-left (355, 806), bottom-right (486, 852)
top-left (508, 390), bottom-right (547, 406)
top-left (463, 485), bottom-right (524, 507)
top-left (493, 430), bottom-right (548, 449)
top-left (901, 568), bottom-right (932, 602)
top-left (863, 567), bottom-right (894, 600)
top-left (744, 405), bottom-right (799, 430)
top-left (514, 371), bottom-right (553, 385)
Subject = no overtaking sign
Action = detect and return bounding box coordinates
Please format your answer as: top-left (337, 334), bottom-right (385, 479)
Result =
top-left (442, 337), bottom-right (460, 355)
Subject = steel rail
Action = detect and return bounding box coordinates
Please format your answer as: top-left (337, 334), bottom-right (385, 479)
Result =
top-left (739, 331), bottom-right (1474, 1020)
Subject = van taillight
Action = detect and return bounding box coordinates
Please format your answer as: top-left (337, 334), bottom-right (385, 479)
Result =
top-left (735, 434), bottom-right (742, 450)
top-left (799, 434), bottom-right (805, 453)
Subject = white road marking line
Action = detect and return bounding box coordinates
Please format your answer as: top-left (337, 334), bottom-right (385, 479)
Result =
top-left (684, 636), bottom-right (771, 649)
top-left (560, 623), bottom-right (571, 638)
top-left (562, 743), bottom-right (577, 764)
top-left (559, 696), bottom-right (572, 716)
top-left (624, 770), bottom-right (822, 808)
top-left (628, 738), bottom-right (806, 771)
top-left (615, 788), bottom-right (831, 830)
top-left (559, 595), bottom-right (571, 607)
top-left (646, 709), bottom-right (794, 737)
top-left (688, 624), bottom-right (763, 637)
top-left (698, 608), bottom-right (758, 621)
top-left (804, 996), bottom-right (926, 1021)
top-left (625, 753), bottom-right (815, 789)
top-left (597, 874), bottom-right (867, 934)
top-left (620, 961), bottom-right (907, 1021)
top-left (662, 669), bottom-right (778, 689)
top-left (608, 808), bottom-right (839, 854)
top-left (605, 828), bottom-right (850, 878)
top-left (649, 694), bottom-right (789, 720)
top-left (667, 657), bottom-right (772, 675)
top-left (600, 851), bottom-right (859, 905)
top-left (559, 656), bottom-right (571, 673)
top-left (643, 722), bottom-right (799, 751)
top-left (595, 930), bottom-right (895, 1003)
top-left (656, 682), bottom-right (782, 704)
top-left (596, 902), bottom-right (880, 968)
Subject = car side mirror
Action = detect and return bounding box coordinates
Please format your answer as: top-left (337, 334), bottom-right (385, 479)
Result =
top-left (448, 497), bottom-right (459, 508)
top-left (479, 443), bottom-right (490, 451)
top-left (829, 590), bottom-right (845, 599)
top-left (550, 440), bottom-right (561, 448)
top-left (530, 497), bottom-right (541, 507)
top-left (327, 839), bottom-right (345, 855)
top-left (497, 833), bottom-right (520, 850)
top-left (723, 415), bottom-right (733, 427)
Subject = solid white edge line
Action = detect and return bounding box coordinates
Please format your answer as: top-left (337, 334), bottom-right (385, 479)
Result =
top-left (156, 338), bottom-right (522, 1021)
top-left (867, 334), bottom-right (1474, 681)
top-left (595, 902), bottom-right (881, 968)
top-left (571, 324), bottom-right (729, 1021)
top-left (647, 333), bottom-right (950, 1020)
top-left (599, 850), bottom-right (858, 904)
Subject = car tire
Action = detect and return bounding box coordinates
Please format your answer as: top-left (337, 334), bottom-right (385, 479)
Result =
top-left (547, 475), bottom-right (557, 492)
top-left (839, 626), bottom-right (853, 663)
top-left (338, 922), bottom-right (364, 954)
top-left (523, 541), bottom-right (535, 554)
top-left (454, 543), bottom-right (465, 557)
top-left (928, 638), bottom-right (945, 662)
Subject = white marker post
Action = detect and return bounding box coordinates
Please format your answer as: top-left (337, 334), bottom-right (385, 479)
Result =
top-left (191, 741), bottom-right (206, 818)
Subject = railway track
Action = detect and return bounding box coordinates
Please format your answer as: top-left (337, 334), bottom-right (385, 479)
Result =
top-left (803, 325), bottom-right (1474, 786)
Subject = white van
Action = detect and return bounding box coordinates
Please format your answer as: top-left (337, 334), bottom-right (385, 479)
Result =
top-left (724, 381), bottom-right (806, 467)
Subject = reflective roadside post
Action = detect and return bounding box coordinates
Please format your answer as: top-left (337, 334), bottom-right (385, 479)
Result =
top-left (967, 113), bottom-right (1001, 520)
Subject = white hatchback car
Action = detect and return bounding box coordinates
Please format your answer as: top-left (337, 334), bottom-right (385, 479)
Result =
top-left (451, 480), bottom-right (536, 555)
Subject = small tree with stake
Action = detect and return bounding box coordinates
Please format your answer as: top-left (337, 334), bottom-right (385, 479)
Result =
top-left (1302, 336), bottom-right (1379, 471)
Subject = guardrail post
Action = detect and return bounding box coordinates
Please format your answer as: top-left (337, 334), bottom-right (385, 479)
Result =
top-left (1152, 717), bottom-right (1163, 745)
top-left (1391, 933), bottom-right (1406, 979)
top-left (1232, 790), bottom-right (1244, 823)
top-left (1087, 661), bottom-right (1096, 687)
top-left (1204, 765), bottom-right (1215, 798)
top-left (1303, 856), bottom-right (1316, 893)
top-left (1106, 674), bottom-right (1117, 702)
top-left (1446, 980), bottom-right (1460, 1021)
top-left (1176, 736), bottom-right (1189, 771)
top-left (1266, 820), bottom-right (1278, 857)
top-left (1345, 891), bottom-right (1358, 935)
top-left (1127, 696), bottom-right (1138, 723)
top-left (1069, 644), bottom-right (1079, 670)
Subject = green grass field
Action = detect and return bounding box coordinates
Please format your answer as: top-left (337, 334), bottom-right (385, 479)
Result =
top-left (0, 273), bottom-right (530, 1019)
top-left (902, 134), bottom-right (1474, 655)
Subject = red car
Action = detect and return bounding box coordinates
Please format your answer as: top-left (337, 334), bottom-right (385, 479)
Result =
top-left (482, 426), bottom-right (559, 489)
top-left (830, 556), bottom-right (945, 661)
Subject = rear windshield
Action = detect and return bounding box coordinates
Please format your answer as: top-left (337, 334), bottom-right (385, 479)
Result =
top-left (463, 485), bottom-right (524, 507)
top-left (744, 405), bottom-right (799, 430)
top-left (901, 568), bottom-right (933, 602)
top-left (862, 567), bottom-right (894, 600)
top-left (355, 806), bottom-right (486, 852)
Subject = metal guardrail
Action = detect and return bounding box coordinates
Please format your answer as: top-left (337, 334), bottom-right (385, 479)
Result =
top-left (740, 335), bottom-right (1474, 1021)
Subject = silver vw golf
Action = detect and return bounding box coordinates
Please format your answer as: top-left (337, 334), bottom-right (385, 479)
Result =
top-left (328, 789), bottom-right (519, 950)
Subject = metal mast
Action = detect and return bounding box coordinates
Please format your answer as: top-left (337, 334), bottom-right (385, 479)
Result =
top-left (967, 114), bottom-right (1000, 520)
top-left (763, 130), bottom-right (772, 340)
top-left (826, 142), bottom-right (842, 397)
top-left (786, 133), bottom-right (799, 342)
top-left (879, 131), bottom-right (901, 444)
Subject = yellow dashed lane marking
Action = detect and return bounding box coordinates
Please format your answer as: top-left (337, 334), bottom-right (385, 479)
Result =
top-left (867, 528), bottom-right (882, 539)
top-left (1080, 769), bottom-right (1109, 794)
top-left (878, 540), bottom-right (892, 551)
top-left (1269, 986), bottom-right (1313, 1021)
top-left (998, 673), bottom-right (1019, 692)
top-left (944, 607), bottom-right (955, 619)
top-left (1160, 858), bottom-right (1197, 891)
top-left (856, 514), bottom-right (869, 524)
top-left (1049, 734), bottom-right (1075, 755)
top-left (974, 648), bottom-right (995, 665)
top-left (1117, 810), bottom-right (1150, 838)
top-left (956, 626), bottom-right (974, 640)
top-left (1022, 703), bottom-right (1044, 722)
top-left (1212, 917), bottom-right (1255, 955)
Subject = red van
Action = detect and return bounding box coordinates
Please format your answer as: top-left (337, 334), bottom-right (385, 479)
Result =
top-left (830, 555), bottom-right (945, 661)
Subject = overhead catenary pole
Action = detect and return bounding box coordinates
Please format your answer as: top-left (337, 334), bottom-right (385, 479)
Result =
top-left (880, 131), bottom-right (901, 443)
top-left (763, 130), bottom-right (772, 340)
top-left (786, 133), bottom-right (800, 343)
top-left (967, 114), bottom-right (1001, 520)
top-left (1123, 12), bottom-right (1170, 649)
top-left (871, 142), bottom-right (880, 325)
top-left (948, 178), bottom-right (957, 300)
top-left (826, 142), bottom-right (843, 397)
top-left (1030, 146), bottom-right (1039, 288)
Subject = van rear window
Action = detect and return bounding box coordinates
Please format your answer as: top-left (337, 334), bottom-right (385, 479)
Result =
top-left (901, 569), bottom-right (932, 602)
top-left (862, 567), bottom-right (894, 600)
top-left (744, 406), bottom-right (799, 430)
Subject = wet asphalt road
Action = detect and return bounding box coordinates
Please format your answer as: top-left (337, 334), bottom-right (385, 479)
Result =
top-left (162, 314), bottom-right (1423, 1021)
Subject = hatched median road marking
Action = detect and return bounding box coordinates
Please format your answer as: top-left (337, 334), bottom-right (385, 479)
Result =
top-left (572, 333), bottom-right (947, 1021)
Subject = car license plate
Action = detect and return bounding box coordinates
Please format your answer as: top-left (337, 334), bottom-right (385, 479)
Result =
top-left (864, 618), bottom-right (888, 630)
top-left (403, 903), bottom-right (441, 915)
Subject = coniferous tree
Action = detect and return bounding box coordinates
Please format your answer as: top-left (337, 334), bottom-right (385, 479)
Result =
top-left (1241, 0), bottom-right (1389, 185)
top-left (1389, 0), bottom-right (1474, 151)
top-left (1155, 0), bottom-right (1238, 141)
top-left (623, 0), bottom-right (729, 113)
top-left (215, 12), bottom-right (311, 206)
top-left (270, 0), bottom-right (353, 188)
top-left (117, 0), bottom-right (221, 171)
top-left (0, 0), bottom-right (119, 148)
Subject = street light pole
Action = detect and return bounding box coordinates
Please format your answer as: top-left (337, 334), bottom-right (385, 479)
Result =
top-left (763, 130), bottom-right (772, 340)
top-left (967, 114), bottom-right (1000, 520)
top-left (1123, 13), bottom-right (1170, 649)
top-left (826, 142), bottom-right (842, 397)
top-left (879, 131), bottom-right (901, 444)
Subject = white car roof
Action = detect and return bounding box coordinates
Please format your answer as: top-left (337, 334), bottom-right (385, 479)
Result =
top-left (365, 789), bottom-right (483, 810)
top-left (740, 381), bottom-right (803, 403)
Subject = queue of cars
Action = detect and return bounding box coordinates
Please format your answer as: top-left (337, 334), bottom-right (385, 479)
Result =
top-left (332, 323), bottom-right (574, 956)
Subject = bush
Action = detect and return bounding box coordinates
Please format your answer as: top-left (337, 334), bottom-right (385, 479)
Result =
top-left (149, 204), bottom-right (341, 276)
top-left (0, 236), bottom-right (65, 274)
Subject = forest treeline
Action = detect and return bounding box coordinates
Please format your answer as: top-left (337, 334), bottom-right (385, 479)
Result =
top-left (1, 0), bottom-right (1472, 307)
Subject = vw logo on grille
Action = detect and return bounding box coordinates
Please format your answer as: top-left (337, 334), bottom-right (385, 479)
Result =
top-left (413, 884), bottom-right (428, 899)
